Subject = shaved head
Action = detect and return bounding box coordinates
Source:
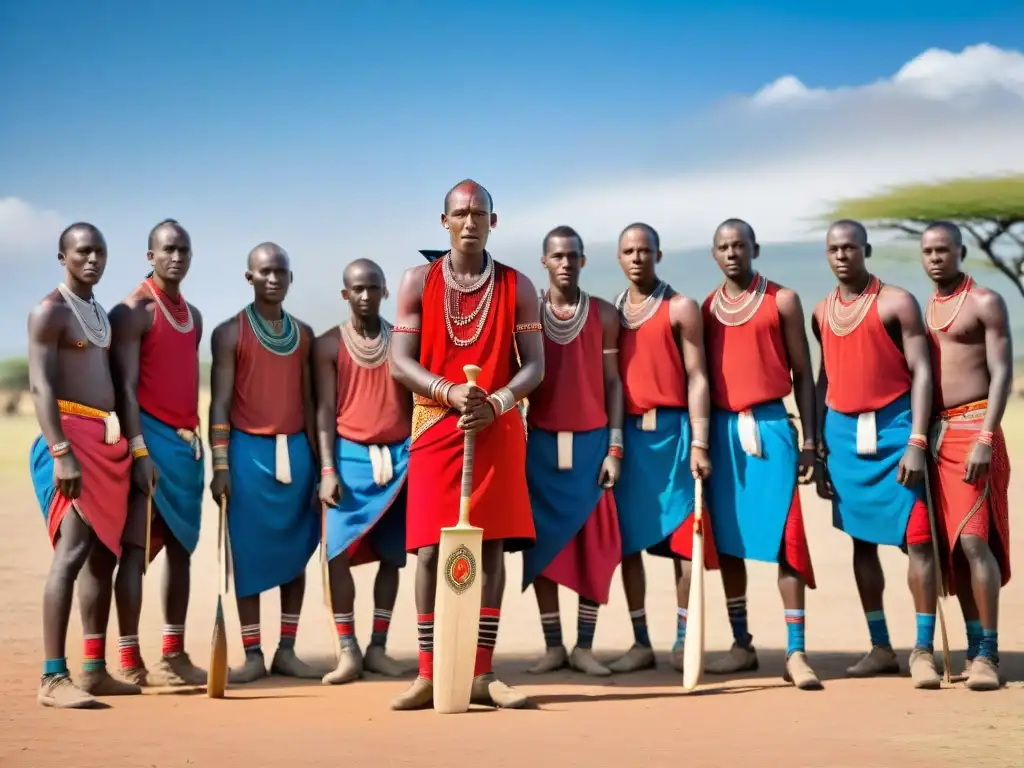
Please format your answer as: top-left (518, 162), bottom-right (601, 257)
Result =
top-left (58, 222), bottom-right (103, 253)
top-left (715, 218), bottom-right (757, 245)
top-left (923, 220), bottom-right (964, 249)
top-left (619, 222), bottom-right (660, 251)
top-left (247, 241), bottom-right (287, 270)
top-left (148, 218), bottom-right (187, 251)
top-left (444, 179), bottom-right (494, 214)
top-left (827, 219), bottom-right (869, 246)
top-left (343, 258), bottom-right (385, 288)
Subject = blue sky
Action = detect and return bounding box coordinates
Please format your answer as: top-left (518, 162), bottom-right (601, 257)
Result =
top-left (2, 2), bottom-right (1023, 352)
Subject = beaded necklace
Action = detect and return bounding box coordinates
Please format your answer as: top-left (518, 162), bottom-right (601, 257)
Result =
top-left (541, 288), bottom-right (590, 345)
top-left (614, 280), bottom-right (668, 330)
top-left (58, 283), bottom-right (111, 348)
top-left (341, 318), bottom-right (391, 368)
top-left (825, 275), bottom-right (880, 337)
top-left (245, 303), bottom-right (299, 356)
top-left (442, 251), bottom-right (495, 347)
top-left (710, 273), bottom-right (768, 327)
top-left (926, 274), bottom-right (973, 333)
top-left (145, 278), bottom-right (193, 334)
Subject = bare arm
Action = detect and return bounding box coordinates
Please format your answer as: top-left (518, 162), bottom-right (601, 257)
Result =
top-left (776, 288), bottom-right (816, 448)
top-left (810, 305), bottom-right (829, 450)
top-left (978, 290), bottom-right (1013, 434)
top-left (298, 322), bottom-right (318, 463)
top-left (27, 302), bottom-right (70, 447)
top-left (192, 304), bottom-right (204, 428)
top-left (207, 319), bottom-right (238, 445)
top-left (109, 299), bottom-right (151, 442)
top-left (314, 330), bottom-right (340, 471)
top-left (506, 271), bottom-right (545, 401)
top-left (388, 265), bottom-right (437, 397)
top-left (597, 298), bottom-right (624, 433)
top-left (671, 295), bottom-right (710, 441)
top-left (893, 292), bottom-right (933, 438)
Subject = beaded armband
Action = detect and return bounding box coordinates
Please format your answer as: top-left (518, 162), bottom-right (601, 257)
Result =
top-left (608, 427), bottom-right (624, 459)
top-left (487, 387), bottom-right (516, 417)
top-left (514, 323), bottom-right (542, 334)
top-left (602, 348), bottom-right (619, 355)
top-left (907, 433), bottom-right (928, 451)
top-left (49, 440), bottom-right (71, 458)
top-left (211, 424), bottom-right (230, 471)
top-left (392, 325), bottom-right (421, 334)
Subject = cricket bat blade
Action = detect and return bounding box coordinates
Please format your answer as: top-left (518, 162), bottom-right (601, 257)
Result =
top-left (682, 479), bottom-right (706, 691)
top-left (432, 525), bottom-right (484, 714)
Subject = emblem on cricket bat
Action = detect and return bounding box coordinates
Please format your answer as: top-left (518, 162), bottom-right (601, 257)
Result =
top-left (444, 544), bottom-right (477, 595)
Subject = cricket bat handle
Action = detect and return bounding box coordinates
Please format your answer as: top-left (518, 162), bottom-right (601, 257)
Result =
top-left (458, 365), bottom-right (481, 527)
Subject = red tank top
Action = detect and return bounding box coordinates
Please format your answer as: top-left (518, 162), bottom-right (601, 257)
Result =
top-left (821, 289), bottom-right (912, 414)
top-left (703, 280), bottom-right (792, 412)
top-left (229, 310), bottom-right (307, 435)
top-left (619, 299), bottom-right (688, 415)
top-left (136, 280), bottom-right (200, 429)
top-left (528, 300), bottom-right (607, 432)
top-left (336, 330), bottom-right (412, 444)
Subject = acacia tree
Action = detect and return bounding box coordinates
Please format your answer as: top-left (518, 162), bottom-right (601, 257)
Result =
top-left (828, 174), bottom-right (1024, 298)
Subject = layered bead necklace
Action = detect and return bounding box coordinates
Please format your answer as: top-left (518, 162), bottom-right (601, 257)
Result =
top-left (926, 274), bottom-right (973, 333)
top-left (825, 275), bottom-right (880, 337)
top-left (145, 278), bottom-right (193, 334)
top-left (614, 280), bottom-right (668, 330)
top-left (245, 303), bottom-right (300, 355)
top-left (541, 288), bottom-right (590, 345)
top-left (57, 283), bottom-right (111, 348)
top-left (341, 318), bottom-right (392, 368)
top-left (710, 273), bottom-right (768, 327)
top-left (443, 251), bottom-right (495, 347)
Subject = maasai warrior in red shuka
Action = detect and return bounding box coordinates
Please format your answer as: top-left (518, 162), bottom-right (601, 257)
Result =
top-left (208, 243), bottom-right (320, 685)
top-left (610, 223), bottom-right (714, 675)
top-left (28, 223), bottom-right (138, 708)
top-left (389, 180), bottom-right (544, 711)
top-left (108, 219), bottom-right (207, 688)
top-left (812, 220), bottom-right (941, 690)
top-left (316, 259), bottom-right (412, 685)
top-left (522, 226), bottom-right (623, 678)
top-left (700, 219), bottom-right (820, 690)
top-left (919, 222), bottom-right (1012, 691)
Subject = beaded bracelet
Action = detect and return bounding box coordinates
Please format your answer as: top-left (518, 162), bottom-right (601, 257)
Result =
top-left (49, 440), bottom-right (71, 458)
top-left (907, 433), bottom-right (928, 450)
top-left (321, 466), bottom-right (336, 476)
top-left (514, 323), bottom-right (542, 334)
top-left (132, 447), bottom-right (150, 459)
top-left (608, 445), bottom-right (624, 460)
top-left (977, 430), bottom-right (994, 446)
top-left (609, 428), bottom-right (624, 449)
top-left (691, 439), bottom-right (710, 451)
top-left (392, 325), bottom-right (421, 334)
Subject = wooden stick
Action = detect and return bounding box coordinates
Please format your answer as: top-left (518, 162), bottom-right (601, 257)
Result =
top-left (321, 502), bottom-right (340, 663)
top-left (923, 472), bottom-right (953, 684)
top-left (143, 483), bottom-right (154, 575)
top-left (207, 495), bottom-right (229, 698)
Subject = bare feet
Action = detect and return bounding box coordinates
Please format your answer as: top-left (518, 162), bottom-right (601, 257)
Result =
top-left (270, 647), bottom-right (321, 679)
top-left (569, 647), bottom-right (612, 676)
top-left (705, 643), bottom-right (759, 674)
top-left (527, 645), bottom-right (568, 674)
top-left (362, 644), bottom-right (407, 677)
top-left (390, 676), bottom-right (434, 710)
top-left (38, 675), bottom-right (100, 709)
top-left (322, 646), bottom-right (363, 685)
top-left (607, 644), bottom-right (656, 673)
top-left (783, 652), bottom-right (823, 690)
top-left (471, 673), bottom-right (529, 709)
top-left (228, 652), bottom-right (268, 684)
top-left (909, 648), bottom-right (941, 690)
top-left (845, 646), bottom-right (900, 677)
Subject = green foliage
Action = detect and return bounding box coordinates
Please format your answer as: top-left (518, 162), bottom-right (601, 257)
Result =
top-left (0, 358), bottom-right (29, 390)
top-left (828, 174), bottom-right (1024, 223)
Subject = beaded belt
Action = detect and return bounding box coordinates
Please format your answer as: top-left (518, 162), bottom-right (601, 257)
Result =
top-left (57, 400), bottom-right (122, 444)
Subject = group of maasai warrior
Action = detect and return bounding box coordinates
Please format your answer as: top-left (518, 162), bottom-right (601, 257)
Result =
top-left (27, 179), bottom-right (1012, 710)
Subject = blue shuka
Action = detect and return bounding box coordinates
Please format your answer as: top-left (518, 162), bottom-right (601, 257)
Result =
top-left (824, 392), bottom-right (924, 547)
top-left (141, 410), bottom-right (205, 554)
top-left (227, 430), bottom-right (319, 598)
top-left (522, 425), bottom-right (609, 589)
top-left (707, 401), bottom-right (798, 564)
top-left (614, 407), bottom-right (694, 558)
top-left (325, 436), bottom-right (409, 568)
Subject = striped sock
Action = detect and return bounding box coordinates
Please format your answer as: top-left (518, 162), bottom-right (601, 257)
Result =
top-left (965, 619), bottom-right (983, 659)
top-left (241, 623), bottom-right (262, 656)
top-left (417, 613), bottom-right (434, 680)
top-left (119, 634), bottom-right (142, 670)
top-left (83, 633), bottom-right (105, 672)
top-left (785, 609), bottom-right (806, 656)
top-left (540, 611), bottom-right (562, 648)
top-left (914, 613), bottom-right (936, 653)
top-left (279, 613), bottom-right (299, 650)
top-left (577, 601), bottom-right (599, 650)
top-left (369, 608), bottom-right (392, 648)
top-left (334, 612), bottom-right (357, 650)
top-left (162, 624), bottom-right (185, 656)
top-left (865, 610), bottom-right (890, 648)
top-left (629, 608), bottom-right (651, 648)
top-left (673, 608), bottom-right (688, 651)
top-left (43, 657), bottom-right (69, 677)
top-left (726, 596), bottom-right (752, 647)
top-left (979, 629), bottom-right (999, 661)
top-left (474, 607), bottom-right (500, 676)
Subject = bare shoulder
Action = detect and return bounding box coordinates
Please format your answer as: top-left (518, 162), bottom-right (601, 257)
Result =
top-left (290, 317), bottom-right (316, 344)
top-left (773, 284), bottom-right (805, 316)
top-left (314, 325), bottom-right (341, 354)
top-left (211, 314), bottom-right (240, 352)
top-left (512, 267), bottom-right (538, 296)
top-left (969, 285), bottom-right (1008, 324)
top-left (878, 283), bottom-right (922, 324)
top-left (668, 293), bottom-right (701, 324)
top-left (27, 290), bottom-right (69, 339)
top-left (398, 263), bottom-right (431, 294)
top-left (188, 302), bottom-right (203, 327)
top-left (592, 295), bottom-right (618, 324)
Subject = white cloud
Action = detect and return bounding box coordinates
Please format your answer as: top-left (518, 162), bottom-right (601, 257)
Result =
top-left (499, 44), bottom-right (1024, 251)
top-left (0, 197), bottom-right (63, 261)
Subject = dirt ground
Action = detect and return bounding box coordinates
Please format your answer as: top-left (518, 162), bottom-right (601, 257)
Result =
top-left (1, 409), bottom-right (1022, 768)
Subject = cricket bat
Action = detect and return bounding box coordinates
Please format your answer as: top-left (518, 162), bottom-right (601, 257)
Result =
top-left (207, 495), bottom-right (229, 699)
top-left (432, 364), bottom-right (485, 715)
top-left (321, 502), bottom-right (340, 663)
top-left (923, 473), bottom-right (953, 684)
top-left (682, 477), bottom-right (705, 691)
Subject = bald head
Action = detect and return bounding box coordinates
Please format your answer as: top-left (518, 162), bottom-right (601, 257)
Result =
top-left (444, 179), bottom-right (494, 214)
top-left (827, 219), bottom-right (869, 247)
top-left (923, 221), bottom-right (963, 249)
top-left (714, 218), bottom-right (757, 246)
top-left (247, 242), bottom-right (288, 270)
top-left (619, 222), bottom-right (660, 251)
top-left (148, 218), bottom-right (188, 251)
top-left (59, 222), bottom-right (104, 254)
top-left (343, 258), bottom-right (385, 289)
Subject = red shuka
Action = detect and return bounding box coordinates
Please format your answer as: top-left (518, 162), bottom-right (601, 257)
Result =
top-left (618, 301), bottom-right (687, 415)
top-left (702, 281), bottom-right (793, 412)
top-left (528, 303), bottom-right (607, 432)
top-left (336, 336), bottom-right (411, 444)
top-left (405, 260), bottom-right (535, 551)
top-left (821, 297), bottom-right (912, 414)
top-left (229, 311), bottom-right (306, 435)
top-left (137, 280), bottom-right (200, 429)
